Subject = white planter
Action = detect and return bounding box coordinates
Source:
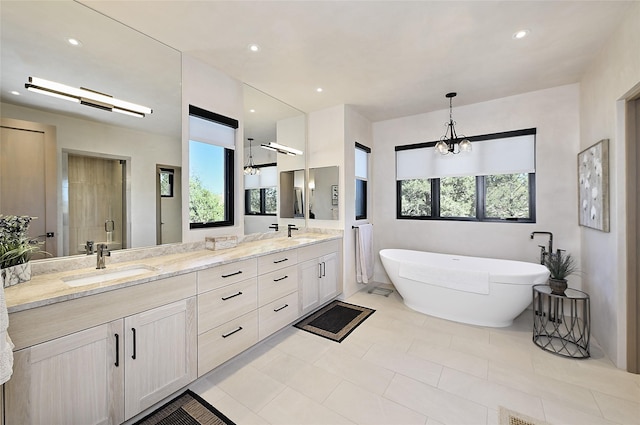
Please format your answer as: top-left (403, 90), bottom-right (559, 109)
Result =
top-left (2, 262), bottom-right (32, 288)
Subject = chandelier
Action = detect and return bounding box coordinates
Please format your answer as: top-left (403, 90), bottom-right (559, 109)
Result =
top-left (244, 138), bottom-right (261, 175)
top-left (434, 92), bottom-right (472, 155)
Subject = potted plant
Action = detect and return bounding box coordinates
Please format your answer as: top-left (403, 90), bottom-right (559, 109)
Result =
top-left (543, 250), bottom-right (578, 295)
top-left (0, 215), bottom-right (41, 288)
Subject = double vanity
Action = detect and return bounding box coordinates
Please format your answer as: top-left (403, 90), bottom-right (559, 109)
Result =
top-left (2, 233), bottom-right (342, 424)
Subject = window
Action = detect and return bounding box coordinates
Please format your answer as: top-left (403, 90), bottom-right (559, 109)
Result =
top-left (396, 129), bottom-right (536, 222)
top-left (440, 176), bottom-right (476, 218)
top-left (159, 168), bottom-right (174, 197)
top-left (484, 173), bottom-right (531, 219)
top-left (245, 188), bottom-right (277, 215)
top-left (244, 164), bottom-right (277, 216)
top-left (188, 105), bottom-right (237, 228)
top-left (355, 143), bottom-right (370, 220)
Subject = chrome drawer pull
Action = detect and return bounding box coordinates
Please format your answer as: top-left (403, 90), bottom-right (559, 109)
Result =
top-left (222, 270), bottom-right (243, 278)
top-left (274, 304), bottom-right (289, 312)
top-left (221, 291), bottom-right (243, 301)
top-left (222, 326), bottom-right (243, 338)
top-left (273, 258), bottom-right (288, 264)
top-left (273, 275), bottom-right (288, 282)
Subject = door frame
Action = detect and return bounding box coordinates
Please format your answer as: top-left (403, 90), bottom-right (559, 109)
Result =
top-left (625, 95), bottom-right (640, 373)
top-left (156, 164), bottom-right (182, 245)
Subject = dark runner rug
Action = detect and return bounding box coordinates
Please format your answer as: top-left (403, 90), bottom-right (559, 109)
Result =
top-left (134, 389), bottom-right (235, 425)
top-left (294, 300), bottom-right (375, 342)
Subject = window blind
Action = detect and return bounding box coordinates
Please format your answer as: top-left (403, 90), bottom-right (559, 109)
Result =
top-left (355, 147), bottom-right (368, 179)
top-left (244, 166), bottom-right (277, 189)
top-left (396, 133), bottom-right (535, 180)
top-left (189, 115), bottom-right (236, 149)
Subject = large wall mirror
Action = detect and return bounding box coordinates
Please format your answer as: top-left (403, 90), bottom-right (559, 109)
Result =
top-left (0, 1), bottom-right (181, 258)
top-left (243, 85), bottom-right (305, 235)
top-left (308, 166), bottom-right (339, 220)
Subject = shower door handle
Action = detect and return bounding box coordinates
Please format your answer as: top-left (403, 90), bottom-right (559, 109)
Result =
top-left (105, 220), bottom-right (115, 232)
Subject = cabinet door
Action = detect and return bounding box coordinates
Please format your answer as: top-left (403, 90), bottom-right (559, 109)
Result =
top-left (319, 252), bottom-right (338, 303)
top-left (298, 258), bottom-right (320, 315)
top-left (124, 297), bottom-right (196, 420)
top-left (4, 320), bottom-right (124, 425)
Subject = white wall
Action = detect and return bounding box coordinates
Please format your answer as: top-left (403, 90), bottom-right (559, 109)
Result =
top-left (181, 54), bottom-right (244, 242)
top-left (1, 102), bottom-right (180, 251)
top-left (308, 105), bottom-right (345, 230)
top-left (579, 2), bottom-right (640, 368)
top-left (344, 106), bottom-right (373, 297)
top-left (372, 84), bottom-right (581, 286)
top-left (306, 104), bottom-right (374, 297)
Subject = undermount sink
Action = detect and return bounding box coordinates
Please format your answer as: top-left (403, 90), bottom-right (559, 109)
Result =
top-left (63, 265), bottom-right (157, 287)
top-left (291, 237), bottom-right (318, 244)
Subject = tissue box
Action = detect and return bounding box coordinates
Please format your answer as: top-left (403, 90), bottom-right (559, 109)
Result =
top-left (205, 236), bottom-right (238, 251)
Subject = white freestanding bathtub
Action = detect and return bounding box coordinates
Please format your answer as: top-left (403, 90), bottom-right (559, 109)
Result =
top-left (379, 249), bottom-right (550, 327)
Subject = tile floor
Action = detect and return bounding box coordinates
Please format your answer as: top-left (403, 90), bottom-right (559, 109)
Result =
top-left (189, 288), bottom-right (640, 425)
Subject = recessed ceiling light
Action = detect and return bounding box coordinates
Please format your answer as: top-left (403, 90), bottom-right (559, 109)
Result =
top-left (67, 37), bottom-right (82, 47)
top-left (513, 29), bottom-right (530, 40)
top-left (248, 44), bottom-right (260, 52)
top-left (316, 87), bottom-right (323, 93)
top-left (10, 91), bottom-right (20, 96)
top-left (249, 109), bottom-right (256, 113)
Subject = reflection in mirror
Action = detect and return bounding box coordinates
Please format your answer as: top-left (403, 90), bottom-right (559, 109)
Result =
top-left (63, 150), bottom-right (129, 256)
top-left (279, 170), bottom-right (306, 219)
top-left (243, 85), bottom-right (306, 234)
top-left (0, 1), bottom-right (182, 257)
top-left (308, 166), bottom-right (339, 220)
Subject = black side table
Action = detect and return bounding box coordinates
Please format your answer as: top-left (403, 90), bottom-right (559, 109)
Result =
top-left (532, 284), bottom-right (590, 358)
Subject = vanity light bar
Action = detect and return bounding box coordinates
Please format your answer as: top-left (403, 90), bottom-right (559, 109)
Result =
top-left (25, 77), bottom-right (152, 117)
top-left (260, 142), bottom-right (303, 156)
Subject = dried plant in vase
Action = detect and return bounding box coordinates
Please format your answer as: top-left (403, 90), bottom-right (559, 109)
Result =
top-left (0, 215), bottom-right (41, 287)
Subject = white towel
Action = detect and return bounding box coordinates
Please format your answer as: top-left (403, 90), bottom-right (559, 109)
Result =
top-left (398, 263), bottom-right (490, 295)
top-left (0, 285), bottom-right (14, 384)
top-left (355, 224), bottom-right (374, 284)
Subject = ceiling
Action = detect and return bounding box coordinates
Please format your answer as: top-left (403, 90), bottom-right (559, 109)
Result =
top-left (80, 0), bottom-right (635, 122)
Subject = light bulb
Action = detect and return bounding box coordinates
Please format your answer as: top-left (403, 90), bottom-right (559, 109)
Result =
top-left (435, 140), bottom-right (450, 155)
top-left (459, 139), bottom-right (472, 153)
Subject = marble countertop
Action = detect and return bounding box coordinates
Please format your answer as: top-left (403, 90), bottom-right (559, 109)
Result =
top-left (5, 233), bottom-right (341, 314)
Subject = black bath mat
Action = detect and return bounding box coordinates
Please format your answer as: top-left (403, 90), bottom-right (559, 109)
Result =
top-left (294, 300), bottom-right (375, 342)
top-left (133, 389), bottom-right (235, 425)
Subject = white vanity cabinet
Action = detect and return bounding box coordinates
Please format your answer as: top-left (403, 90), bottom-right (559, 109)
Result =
top-left (298, 240), bottom-right (342, 316)
top-left (4, 273), bottom-right (197, 424)
top-left (5, 320), bottom-right (125, 425)
top-left (257, 250), bottom-right (299, 340)
top-left (3, 237), bottom-right (343, 424)
top-left (197, 258), bottom-right (259, 376)
top-left (123, 297), bottom-right (197, 420)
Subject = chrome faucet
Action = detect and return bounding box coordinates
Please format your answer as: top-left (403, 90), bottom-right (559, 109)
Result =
top-left (287, 224), bottom-right (298, 238)
top-left (530, 231), bottom-right (553, 264)
top-left (85, 240), bottom-right (94, 255)
top-left (96, 243), bottom-right (110, 269)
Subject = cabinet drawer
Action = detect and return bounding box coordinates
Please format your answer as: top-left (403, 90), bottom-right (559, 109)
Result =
top-left (298, 239), bottom-right (340, 263)
top-left (198, 310), bottom-right (258, 377)
top-left (259, 292), bottom-right (299, 340)
top-left (197, 258), bottom-right (257, 293)
top-left (258, 249), bottom-right (298, 275)
top-left (198, 279), bottom-right (257, 333)
top-left (258, 266), bottom-right (298, 306)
